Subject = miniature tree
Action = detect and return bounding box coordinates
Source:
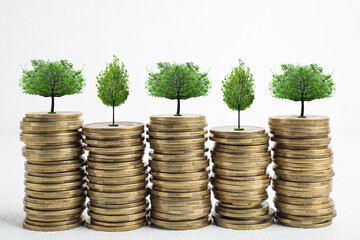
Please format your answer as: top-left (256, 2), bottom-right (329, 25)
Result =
top-left (146, 62), bottom-right (211, 116)
top-left (270, 64), bottom-right (335, 118)
top-left (20, 59), bottom-right (85, 113)
top-left (96, 55), bottom-right (129, 127)
top-left (222, 59), bottom-right (255, 131)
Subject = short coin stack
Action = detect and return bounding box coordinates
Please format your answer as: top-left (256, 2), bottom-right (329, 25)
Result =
top-left (82, 122), bottom-right (148, 231)
top-left (20, 111), bottom-right (86, 231)
top-left (210, 126), bottom-right (274, 230)
top-left (269, 115), bottom-right (336, 228)
top-left (147, 114), bottom-right (211, 230)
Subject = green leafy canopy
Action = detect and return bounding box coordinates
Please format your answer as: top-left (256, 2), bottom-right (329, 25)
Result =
top-left (20, 59), bottom-right (85, 97)
top-left (145, 62), bottom-right (211, 100)
top-left (96, 55), bottom-right (129, 107)
top-left (222, 59), bottom-right (255, 111)
top-left (269, 63), bottom-right (335, 102)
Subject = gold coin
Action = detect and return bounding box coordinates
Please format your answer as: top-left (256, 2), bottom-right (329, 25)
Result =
top-left (150, 143), bottom-right (205, 151)
top-left (273, 147), bottom-right (333, 159)
top-left (214, 188), bottom-right (267, 198)
top-left (24, 206), bottom-right (85, 217)
top-left (212, 159), bottom-right (271, 170)
top-left (150, 208), bottom-right (210, 221)
top-left (88, 182), bottom-right (146, 192)
top-left (24, 194), bottom-right (85, 205)
top-left (210, 135), bottom-right (268, 146)
top-left (25, 180), bottom-right (84, 192)
top-left (277, 211), bottom-right (336, 224)
top-left (149, 159), bottom-right (209, 173)
top-left (215, 201), bottom-right (269, 217)
top-left (212, 209), bottom-right (274, 225)
top-left (84, 138), bottom-right (144, 147)
top-left (25, 188), bottom-right (85, 199)
top-left (151, 178), bottom-right (209, 189)
top-left (275, 193), bottom-right (331, 205)
top-left (214, 216), bottom-right (273, 230)
top-left (88, 202), bottom-right (148, 215)
top-left (150, 114), bottom-right (206, 123)
top-left (87, 188), bottom-right (148, 198)
top-left (22, 147), bottom-right (83, 161)
top-left (149, 216), bottom-right (209, 230)
top-left (151, 188), bottom-right (210, 198)
top-left (26, 213), bottom-right (83, 222)
top-left (83, 131), bottom-right (144, 140)
top-left (150, 194), bottom-right (210, 202)
top-left (270, 129), bottom-right (330, 139)
top-left (215, 196), bottom-right (267, 207)
top-left (89, 195), bottom-right (147, 205)
top-left (272, 136), bottom-right (331, 147)
top-left (214, 143), bottom-right (268, 153)
top-left (218, 200), bottom-right (268, 209)
top-left (211, 150), bottom-right (270, 159)
top-left (273, 182), bottom-right (332, 192)
top-left (210, 126), bottom-right (266, 138)
top-left (147, 130), bottom-right (207, 140)
top-left (83, 122), bottom-right (144, 133)
top-left (85, 144), bottom-right (145, 155)
top-left (151, 199), bottom-right (210, 211)
top-left (24, 198), bottom-right (85, 211)
top-left (213, 166), bottom-right (266, 177)
top-left (24, 173), bottom-right (84, 184)
top-left (88, 218), bottom-right (145, 227)
top-left (25, 161), bottom-right (84, 173)
top-left (86, 220), bottom-right (146, 231)
top-left (275, 199), bottom-right (334, 210)
top-left (90, 200), bottom-right (147, 209)
top-left (152, 185), bottom-right (207, 193)
top-left (88, 209), bottom-right (148, 223)
top-left (87, 160), bottom-right (144, 170)
top-left (88, 152), bottom-right (143, 162)
top-left (20, 120), bottom-right (82, 133)
top-left (273, 178), bottom-right (332, 188)
top-left (150, 170), bottom-right (209, 181)
top-left (20, 132), bottom-right (81, 145)
top-left (273, 186), bottom-right (331, 198)
top-left (26, 169), bottom-right (84, 178)
top-left (213, 172), bottom-right (269, 181)
top-left (276, 216), bottom-right (332, 228)
top-left (24, 217), bottom-right (83, 227)
top-left (87, 166), bottom-right (147, 177)
top-left (273, 156), bottom-right (333, 164)
top-left (150, 156), bottom-right (207, 163)
top-left (149, 151), bottom-right (206, 161)
top-left (269, 115), bottom-right (330, 125)
top-left (212, 181), bottom-right (268, 192)
top-left (274, 166), bottom-right (334, 176)
top-left (212, 177), bottom-right (270, 187)
top-left (87, 173), bottom-right (147, 185)
top-left (25, 111), bottom-right (82, 120)
top-left (148, 137), bottom-right (207, 145)
top-left (147, 123), bottom-right (207, 132)
top-left (22, 219), bottom-right (84, 231)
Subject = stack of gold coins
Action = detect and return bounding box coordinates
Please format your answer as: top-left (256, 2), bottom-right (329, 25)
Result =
top-left (82, 122), bottom-right (148, 231)
top-left (210, 126), bottom-right (274, 230)
top-left (20, 112), bottom-right (86, 231)
top-left (269, 115), bottom-right (336, 228)
top-left (147, 114), bottom-right (211, 230)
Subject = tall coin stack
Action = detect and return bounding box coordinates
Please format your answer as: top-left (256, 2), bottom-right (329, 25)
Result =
top-left (20, 112), bottom-right (86, 231)
top-left (82, 122), bottom-right (148, 231)
top-left (269, 115), bottom-right (336, 228)
top-left (147, 114), bottom-right (211, 230)
top-left (210, 126), bottom-right (274, 230)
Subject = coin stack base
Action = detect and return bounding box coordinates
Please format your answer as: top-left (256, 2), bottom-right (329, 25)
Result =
top-left (269, 115), bottom-right (336, 228)
top-left (82, 122), bottom-right (148, 232)
top-left (147, 114), bottom-right (211, 230)
top-left (210, 126), bottom-right (274, 230)
top-left (20, 112), bottom-right (86, 231)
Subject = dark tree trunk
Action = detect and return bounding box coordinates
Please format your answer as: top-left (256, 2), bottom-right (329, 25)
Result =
top-left (112, 105), bottom-right (115, 125)
top-left (50, 95), bottom-right (55, 113)
top-left (176, 98), bottom-right (181, 116)
top-left (300, 100), bottom-right (304, 117)
top-left (238, 109), bottom-right (240, 129)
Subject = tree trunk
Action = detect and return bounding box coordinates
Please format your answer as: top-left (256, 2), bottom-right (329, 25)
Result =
top-left (238, 109), bottom-right (240, 129)
top-left (50, 95), bottom-right (55, 113)
top-left (176, 98), bottom-right (180, 116)
top-left (300, 100), bottom-right (304, 117)
top-left (112, 105), bottom-right (115, 125)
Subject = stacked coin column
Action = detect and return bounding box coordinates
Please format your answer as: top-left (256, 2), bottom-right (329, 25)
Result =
top-left (210, 126), bottom-right (274, 230)
top-left (269, 115), bottom-right (336, 228)
top-left (82, 122), bottom-right (148, 232)
top-left (147, 114), bottom-right (211, 230)
top-left (20, 112), bottom-right (85, 231)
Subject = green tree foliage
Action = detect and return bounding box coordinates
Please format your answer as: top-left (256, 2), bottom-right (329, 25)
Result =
top-left (270, 64), bottom-right (335, 118)
top-left (20, 59), bottom-right (85, 113)
top-left (96, 55), bottom-right (129, 126)
top-left (146, 62), bottom-right (211, 116)
top-left (222, 59), bottom-right (255, 131)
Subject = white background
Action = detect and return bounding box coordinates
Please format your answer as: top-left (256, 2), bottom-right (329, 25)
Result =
top-left (1, 0), bottom-right (359, 239)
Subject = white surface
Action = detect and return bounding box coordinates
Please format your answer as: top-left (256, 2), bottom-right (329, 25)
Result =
top-left (1, 0), bottom-right (360, 239)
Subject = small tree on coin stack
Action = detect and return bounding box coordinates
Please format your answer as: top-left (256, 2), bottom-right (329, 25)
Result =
top-left (146, 62), bottom-right (211, 116)
top-left (20, 59), bottom-right (85, 113)
top-left (96, 55), bottom-right (129, 127)
top-left (269, 64), bottom-right (335, 118)
top-left (222, 59), bottom-right (255, 131)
